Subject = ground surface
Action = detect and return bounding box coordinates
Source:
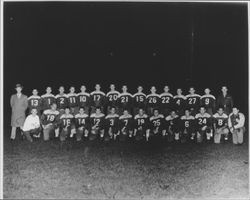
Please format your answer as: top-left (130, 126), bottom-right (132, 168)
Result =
top-left (3, 132), bottom-right (249, 200)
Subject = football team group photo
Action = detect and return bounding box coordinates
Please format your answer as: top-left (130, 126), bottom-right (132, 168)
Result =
top-left (3, 1), bottom-right (249, 199)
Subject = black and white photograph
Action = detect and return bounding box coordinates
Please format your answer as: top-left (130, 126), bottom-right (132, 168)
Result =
top-left (2, 0), bottom-right (249, 199)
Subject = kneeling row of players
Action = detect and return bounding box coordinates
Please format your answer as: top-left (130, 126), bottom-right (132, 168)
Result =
top-left (34, 103), bottom-right (232, 144)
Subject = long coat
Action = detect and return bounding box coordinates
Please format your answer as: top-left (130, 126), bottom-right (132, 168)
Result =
top-left (10, 94), bottom-right (28, 127)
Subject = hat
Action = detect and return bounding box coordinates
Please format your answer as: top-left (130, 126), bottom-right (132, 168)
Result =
top-left (15, 83), bottom-right (23, 89)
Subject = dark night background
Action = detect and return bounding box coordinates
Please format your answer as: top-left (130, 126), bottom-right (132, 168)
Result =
top-left (3, 2), bottom-right (248, 129)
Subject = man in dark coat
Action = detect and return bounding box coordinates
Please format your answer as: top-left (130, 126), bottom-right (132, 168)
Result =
top-left (216, 86), bottom-right (233, 115)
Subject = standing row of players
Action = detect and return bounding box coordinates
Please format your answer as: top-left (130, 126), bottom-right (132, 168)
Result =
top-left (24, 102), bottom-right (245, 145)
top-left (27, 84), bottom-right (234, 117)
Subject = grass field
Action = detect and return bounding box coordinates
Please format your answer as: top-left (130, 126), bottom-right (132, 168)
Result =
top-left (3, 131), bottom-right (249, 200)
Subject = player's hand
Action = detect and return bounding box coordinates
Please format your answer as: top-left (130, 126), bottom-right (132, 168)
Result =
top-left (202, 126), bottom-right (207, 131)
top-left (230, 127), bottom-right (234, 133)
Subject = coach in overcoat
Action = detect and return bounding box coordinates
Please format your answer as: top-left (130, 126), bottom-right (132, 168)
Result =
top-left (10, 84), bottom-right (28, 139)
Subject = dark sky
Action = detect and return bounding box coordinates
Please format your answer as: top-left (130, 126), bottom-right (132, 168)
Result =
top-left (4, 2), bottom-right (248, 125)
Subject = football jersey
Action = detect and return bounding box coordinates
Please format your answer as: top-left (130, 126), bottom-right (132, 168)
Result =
top-left (160, 93), bottom-right (174, 109)
top-left (200, 94), bottom-right (216, 109)
top-left (55, 94), bottom-right (68, 109)
top-left (74, 113), bottom-right (90, 129)
top-left (28, 95), bottom-right (42, 111)
top-left (90, 113), bottom-right (105, 129)
top-left (173, 95), bottom-right (186, 111)
top-left (105, 113), bottom-right (120, 129)
top-left (133, 92), bottom-right (147, 108)
top-left (41, 109), bottom-right (60, 125)
top-left (67, 93), bottom-right (78, 108)
top-left (185, 94), bottom-right (201, 109)
top-left (119, 114), bottom-right (133, 131)
top-left (213, 113), bottom-right (228, 128)
top-left (41, 93), bottom-right (56, 110)
top-left (134, 114), bottom-right (149, 130)
top-left (77, 92), bottom-right (90, 107)
top-left (90, 91), bottom-right (106, 107)
top-left (146, 93), bottom-right (161, 108)
top-left (59, 114), bottom-right (74, 128)
top-left (195, 113), bottom-right (211, 128)
top-left (180, 115), bottom-right (195, 130)
top-left (118, 92), bottom-right (133, 109)
top-left (149, 114), bottom-right (165, 130)
top-left (165, 115), bottom-right (180, 129)
top-left (106, 91), bottom-right (120, 107)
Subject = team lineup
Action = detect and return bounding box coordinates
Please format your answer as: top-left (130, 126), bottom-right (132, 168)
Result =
top-left (10, 84), bottom-right (246, 148)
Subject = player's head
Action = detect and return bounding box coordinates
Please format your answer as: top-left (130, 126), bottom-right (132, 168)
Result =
top-left (153, 108), bottom-right (159, 116)
top-left (95, 107), bottom-right (101, 114)
top-left (137, 86), bottom-right (143, 92)
top-left (123, 109), bottom-right (129, 115)
top-left (200, 106), bottom-right (206, 114)
top-left (79, 107), bottom-right (85, 114)
top-left (95, 84), bottom-right (101, 91)
top-left (69, 86), bottom-right (75, 93)
top-left (46, 87), bottom-right (52, 94)
top-left (170, 110), bottom-right (176, 117)
top-left (110, 84), bottom-right (115, 91)
top-left (32, 89), bottom-right (38, 96)
top-left (15, 83), bottom-right (23, 93)
top-left (31, 108), bottom-right (38, 116)
top-left (150, 86), bottom-right (157, 94)
top-left (232, 107), bottom-right (239, 115)
top-left (80, 85), bottom-right (86, 92)
top-left (50, 103), bottom-right (57, 111)
top-left (65, 107), bottom-right (70, 114)
top-left (122, 85), bottom-right (128, 92)
top-left (185, 109), bottom-right (190, 116)
top-left (164, 85), bottom-right (169, 93)
top-left (138, 108), bottom-right (144, 116)
top-left (189, 87), bottom-right (195, 94)
top-left (59, 86), bottom-right (65, 94)
top-left (204, 88), bottom-right (210, 95)
top-left (221, 86), bottom-right (228, 94)
top-left (217, 107), bottom-right (224, 115)
top-left (177, 88), bottom-right (182, 95)
top-left (110, 106), bottom-right (116, 114)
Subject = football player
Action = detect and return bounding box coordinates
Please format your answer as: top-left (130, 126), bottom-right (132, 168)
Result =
top-left (149, 108), bottom-right (165, 140)
top-left (89, 107), bottom-right (105, 141)
top-left (118, 85), bottom-right (133, 115)
top-left (28, 89), bottom-right (42, 115)
top-left (41, 103), bottom-right (60, 141)
top-left (195, 107), bottom-right (213, 143)
top-left (67, 86), bottom-right (78, 115)
top-left (118, 109), bottom-right (133, 141)
top-left (185, 87), bottom-right (201, 116)
top-left (106, 84), bottom-right (120, 114)
top-left (133, 86), bottom-right (147, 115)
top-left (146, 86), bottom-right (160, 116)
top-left (59, 107), bottom-right (75, 149)
top-left (160, 85), bottom-right (174, 117)
top-left (134, 108), bottom-right (150, 141)
top-left (228, 107), bottom-right (245, 145)
top-left (105, 107), bottom-right (120, 141)
top-left (180, 109), bottom-right (195, 143)
top-left (165, 110), bottom-right (180, 143)
top-left (77, 85), bottom-right (91, 115)
top-left (200, 88), bottom-right (216, 115)
top-left (41, 86), bottom-right (56, 111)
top-left (74, 107), bottom-right (90, 142)
top-left (55, 86), bottom-right (68, 115)
top-left (173, 88), bottom-right (186, 116)
top-left (213, 107), bottom-right (229, 144)
top-left (90, 84), bottom-right (106, 114)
